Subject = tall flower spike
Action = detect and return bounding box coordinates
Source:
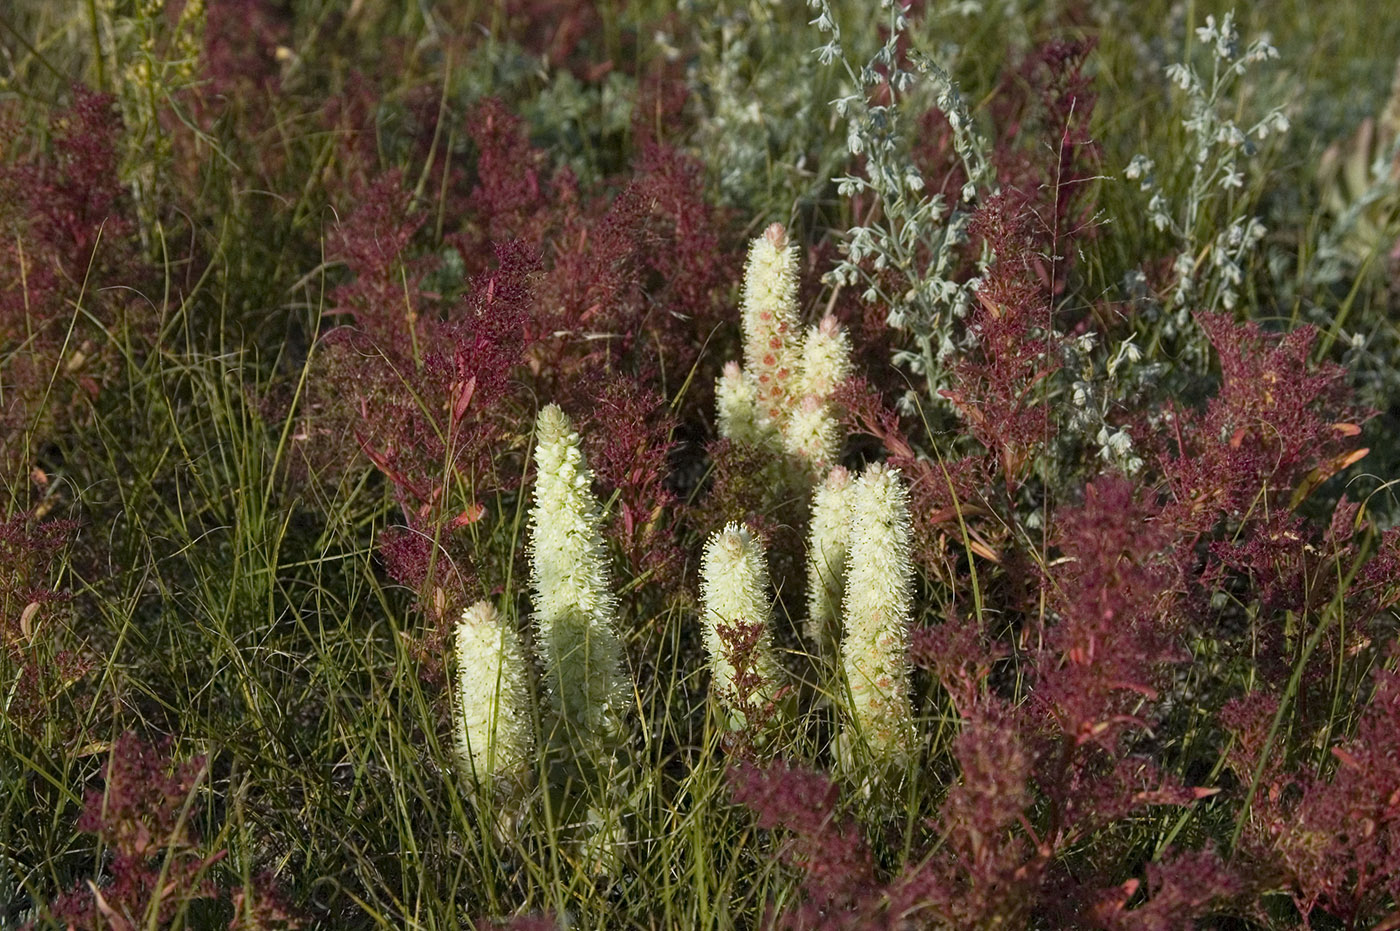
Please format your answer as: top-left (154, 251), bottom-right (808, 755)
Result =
top-left (741, 222), bottom-right (803, 428)
top-left (529, 404), bottom-right (629, 744)
top-left (454, 600), bottom-right (533, 785)
top-left (806, 466), bottom-right (854, 662)
top-left (840, 462), bottom-right (916, 766)
top-left (700, 522), bottom-right (786, 730)
top-left (782, 396), bottom-right (843, 472)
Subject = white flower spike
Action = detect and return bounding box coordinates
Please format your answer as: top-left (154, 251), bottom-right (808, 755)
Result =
top-left (741, 223), bottom-right (804, 428)
top-left (805, 465), bottom-right (854, 660)
top-left (454, 600), bottom-right (533, 785)
top-left (716, 361), bottom-right (769, 447)
top-left (840, 462), bottom-right (916, 764)
top-left (529, 404), bottom-right (629, 744)
top-left (699, 522), bottom-right (786, 729)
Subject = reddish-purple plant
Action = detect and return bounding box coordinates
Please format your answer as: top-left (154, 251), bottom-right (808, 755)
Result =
top-left (461, 101), bottom-right (733, 384)
top-left (1224, 651), bottom-right (1400, 930)
top-left (728, 761), bottom-right (880, 929)
top-left (943, 189), bottom-right (1062, 489)
top-left (474, 913), bottom-right (560, 931)
top-left (202, 0), bottom-right (292, 96)
top-left (0, 513), bottom-right (92, 742)
top-left (1155, 312), bottom-right (1364, 534)
top-left (579, 378), bottom-right (685, 596)
top-left (0, 87), bottom-right (143, 482)
top-left (226, 871), bottom-right (303, 931)
top-left (44, 735), bottom-right (221, 931)
top-left (1082, 847), bottom-right (1247, 930)
top-left (1037, 476), bottom-right (1186, 750)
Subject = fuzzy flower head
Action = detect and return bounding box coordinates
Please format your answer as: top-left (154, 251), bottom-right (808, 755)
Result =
top-left (529, 404), bottom-right (629, 744)
top-left (840, 462), bottom-right (916, 766)
top-left (782, 315), bottom-right (852, 470)
top-left (741, 223), bottom-right (804, 426)
top-left (805, 466), bottom-right (854, 659)
top-left (700, 522), bottom-right (786, 730)
top-left (454, 600), bottom-right (533, 785)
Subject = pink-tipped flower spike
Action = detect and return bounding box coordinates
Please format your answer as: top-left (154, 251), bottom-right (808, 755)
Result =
top-left (783, 315), bottom-right (852, 470)
top-left (716, 360), bottom-right (772, 447)
top-left (741, 223), bottom-right (804, 430)
top-left (795, 314), bottom-right (853, 402)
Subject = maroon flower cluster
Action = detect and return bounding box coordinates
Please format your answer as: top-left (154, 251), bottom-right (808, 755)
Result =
top-left (45, 735), bottom-right (218, 930)
top-left (0, 87), bottom-right (145, 482)
top-left (42, 734), bottom-right (300, 931)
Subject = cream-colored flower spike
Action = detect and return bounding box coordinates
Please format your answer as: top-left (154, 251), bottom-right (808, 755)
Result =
top-left (840, 462), bottom-right (916, 764)
top-left (795, 315), bottom-right (853, 402)
top-left (782, 396), bottom-right (844, 472)
top-left (805, 466), bottom-right (854, 660)
top-left (529, 404), bottom-right (629, 743)
top-left (741, 222), bottom-right (803, 427)
top-left (454, 600), bottom-right (533, 784)
top-left (783, 315), bottom-right (852, 469)
top-left (699, 522), bottom-right (786, 729)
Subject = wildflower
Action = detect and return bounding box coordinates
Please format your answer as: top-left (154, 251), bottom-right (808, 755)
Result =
top-left (453, 601), bottom-right (533, 785)
top-left (805, 466), bottom-right (854, 662)
top-left (840, 463), bottom-right (916, 765)
top-left (741, 223), bottom-right (803, 427)
top-left (700, 522), bottom-right (786, 730)
top-left (782, 315), bottom-right (853, 470)
top-left (716, 361), bottom-right (769, 447)
top-left (529, 404), bottom-right (629, 744)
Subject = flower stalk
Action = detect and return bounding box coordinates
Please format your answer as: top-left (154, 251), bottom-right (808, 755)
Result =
top-left (453, 600), bottom-right (533, 786)
top-left (529, 403), bottom-right (630, 746)
top-left (840, 463), bottom-right (916, 766)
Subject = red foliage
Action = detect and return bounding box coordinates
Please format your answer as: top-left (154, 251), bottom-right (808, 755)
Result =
top-left (41, 735), bottom-right (301, 930)
top-left (0, 513), bottom-right (92, 741)
top-left (835, 375), bottom-right (986, 580)
top-left (1156, 313), bottom-right (1364, 533)
top-left (944, 189), bottom-right (1062, 488)
top-left (1225, 652), bottom-right (1400, 929)
top-left (728, 761), bottom-right (879, 928)
top-left (1084, 847), bottom-right (1246, 930)
top-left (227, 871), bottom-right (304, 931)
top-left (202, 0), bottom-right (292, 96)
top-left (462, 101), bottom-right (734, 383)
top-left (45, 735), bottom-right (221, 931)
top-left (0, 87), bottom-right (144, 479)
top-left (1038, 477), bottom-right (1186, 750)
top-left (579, 379), bottom-right (684, 594)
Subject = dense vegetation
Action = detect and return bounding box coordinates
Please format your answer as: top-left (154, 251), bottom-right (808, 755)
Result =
top-left (3, 0), bottom-right (1400, 927)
